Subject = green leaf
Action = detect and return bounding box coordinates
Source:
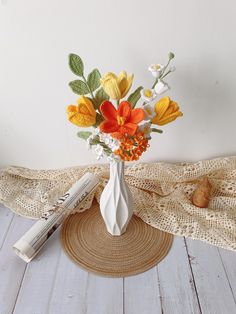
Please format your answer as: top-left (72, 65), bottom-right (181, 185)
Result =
top-left (69, 54), bottom-right (84, 76)
top-left (151, 128), bottom-right (163, 134)
top-left (127, 86), bottom-right (143, 108)
top-left (87, 69), bottom-right (101, 92)
top-left (77, 131), bottom-right (92, 140)
top-left (69, 80), bottom-right (89, 95)
top-left (94, 88), bottom-right (109, 109)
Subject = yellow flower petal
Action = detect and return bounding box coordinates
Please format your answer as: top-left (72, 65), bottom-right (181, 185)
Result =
top-left (152, 97), bottom-right (183, 126)
top-left (101, 72), bottom-right (121, 99)
top-left (66, 96), bottom-right (96, 127)
top-left (77, 96), bottom-right (96, 117)
top-left (100, 71), bottom-right (133, 100)
top-left (157, 111), bottom-right (183, 125)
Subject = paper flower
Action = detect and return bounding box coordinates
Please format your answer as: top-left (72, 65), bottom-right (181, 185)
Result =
top-left (152, 96), bottom-right (183, 126)
top-left (99, 101), bottom-right (144, 138)
top-left (154, 80), bottom-right (170, 95)
top-left (100, 71), bottom-right (133, 100)
top-left (140, 88), bottom-right (157, 103)
top-left (143, 104), bottom-right (156, 120)
top-left (148, 64), bottom-right (164, 78)
top-left (67, 96), bottom-right (96, 127)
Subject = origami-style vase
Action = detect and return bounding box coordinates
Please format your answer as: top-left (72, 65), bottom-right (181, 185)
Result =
top-left (100, 161), bottom-right (134, 236)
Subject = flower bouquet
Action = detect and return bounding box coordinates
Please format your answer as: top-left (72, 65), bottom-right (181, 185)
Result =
top-left (66, 52), bottom-right (183, 235)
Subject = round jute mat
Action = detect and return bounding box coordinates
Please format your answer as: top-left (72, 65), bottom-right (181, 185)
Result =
top-left (60, 203), bottom-right (173, 277)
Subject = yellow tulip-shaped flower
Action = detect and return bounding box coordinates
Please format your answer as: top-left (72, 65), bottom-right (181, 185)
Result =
top-left (67, 96), bottom-right (96, 127)
top-left (100, 71), bottom-right (134, 100)
top-left (152, 96), bottom-right (183, 126)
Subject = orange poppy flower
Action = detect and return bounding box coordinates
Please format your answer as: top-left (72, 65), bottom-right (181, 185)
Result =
top-left (99, 101), bottom-right (144, 138)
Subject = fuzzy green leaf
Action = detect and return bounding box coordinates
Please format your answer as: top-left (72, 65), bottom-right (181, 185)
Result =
top-left (95, 88), bottom-right (109, 109)
top-left (151, 128), bottom-right (163, 134)
top-left (87, 69), bottom-right (101, 92)
top-left (69, 54), bottom-right (84, 76)
top-left (69, 80), bottom-right (89, 95)
top-left (77, 131), bottom-right (92, 140)
top-left (127, 86), bottom-right (143, 108)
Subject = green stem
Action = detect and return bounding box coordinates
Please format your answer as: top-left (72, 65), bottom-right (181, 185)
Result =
top-left (161, 58), bottom-right (171, 77)
top-left (161, 70), bottom-right (171, 79)
top-left (151, 78), bottom-right (159, 89)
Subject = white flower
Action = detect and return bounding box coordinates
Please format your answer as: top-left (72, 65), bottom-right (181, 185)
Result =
top-left (99, 133), bottom-right (110, 145)
top-left (99, 133), bottom-right (120, 152)
top-left (140, 88), bottom-right (157, 103)
top-left (94, 144), bottom-right (104, 160)
top-left (143, 104), bottom-right (156, 121)
top-left (154, 80), bottom-right (170, 95)
top-left (110, 139), bottom-right (120, 152)
top-left (92, 128), bottom-right (100, 137)
top-left (139, 122), bottom-right (152, 139)
top-left (148, 64), bottom-right (164, 78)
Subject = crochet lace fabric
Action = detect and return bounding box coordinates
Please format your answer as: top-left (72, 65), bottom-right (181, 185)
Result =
top-left (0, 156), bottom-right (236, 251)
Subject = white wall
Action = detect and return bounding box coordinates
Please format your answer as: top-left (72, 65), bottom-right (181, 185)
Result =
top-left (0, 0), bottom-right (236, 169)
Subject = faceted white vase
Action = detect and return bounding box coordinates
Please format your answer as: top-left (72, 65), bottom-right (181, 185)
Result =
top-left (100, 161), bottom-right (134, 236)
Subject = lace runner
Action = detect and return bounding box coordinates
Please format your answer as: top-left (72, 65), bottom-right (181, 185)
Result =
top-left (0, 156), bottom-right (236, 251)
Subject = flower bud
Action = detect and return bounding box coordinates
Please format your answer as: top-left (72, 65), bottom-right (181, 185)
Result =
top-left (168, 52), bottom-right (175, 60)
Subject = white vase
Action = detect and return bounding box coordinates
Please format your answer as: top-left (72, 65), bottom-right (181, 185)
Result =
top-left (100, 161), bottom-right (134, 236)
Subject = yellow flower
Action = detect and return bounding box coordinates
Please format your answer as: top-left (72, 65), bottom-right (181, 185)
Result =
top-left (152, 96), bottom-right (183, 126)
top-left (100, 71), bottom-right (134, 100)
top-left (67, 96), bottom-right (96, 127)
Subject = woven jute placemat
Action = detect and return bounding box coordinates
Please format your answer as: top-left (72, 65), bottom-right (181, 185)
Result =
top-left (60, 203), bottom-right (173, 277)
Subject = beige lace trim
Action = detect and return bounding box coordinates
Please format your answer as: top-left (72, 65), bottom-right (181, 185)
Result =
top-left (0, 156), bottom-right (236, 251)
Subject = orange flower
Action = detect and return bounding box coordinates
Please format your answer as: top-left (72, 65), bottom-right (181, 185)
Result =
top-left (114, 131), bottom-right (149, 161)
top-left (99, 101), bottom-right (144, 139)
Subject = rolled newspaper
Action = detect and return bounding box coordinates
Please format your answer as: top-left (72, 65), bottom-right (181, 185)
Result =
top-left (13, 172), bottom-right (100, 262)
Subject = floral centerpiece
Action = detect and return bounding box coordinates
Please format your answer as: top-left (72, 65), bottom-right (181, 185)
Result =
top-left (66, 52), bottom-right (183, 235)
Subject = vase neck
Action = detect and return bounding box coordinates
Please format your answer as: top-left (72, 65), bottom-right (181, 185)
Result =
top-left (109, 161), bottom-right (124, 178)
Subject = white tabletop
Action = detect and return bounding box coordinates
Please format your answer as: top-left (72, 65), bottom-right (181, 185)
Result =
top-left (0, 204), bottom-right (235, 314)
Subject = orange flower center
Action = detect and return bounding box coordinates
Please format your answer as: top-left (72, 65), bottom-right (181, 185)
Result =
top-left (117, 115), bottom-right (125, 126)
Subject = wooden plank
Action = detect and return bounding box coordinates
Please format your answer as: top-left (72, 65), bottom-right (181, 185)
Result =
top-left (0, 204), bottom-right (14, 248)
top-left (12, 230), bottom-right (62, 314)
top-left (218, 247), bottom-right (236, 301)
top-left (47, 251), bottom-right (90, 314)
top-left (124, 267), bottom-right (162, 314)
top-left (186, 238), bottom-right (236, 314)
top-left (157, 236), bottom-right (201, 314)
top-left (0, 215), bottom-right (34, 314)
top-left (85, 274), bottom-right (123, 314)
top-left (14, 235), bottom-right (123, 314)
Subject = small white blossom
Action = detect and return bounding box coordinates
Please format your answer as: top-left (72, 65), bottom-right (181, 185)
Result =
top-left (143, 104), bottom-right (156, 121)
top-left (154, 80), bottom-right (170, 95)
top-left (99, 133), bottom-right (120, 152)
top-left (92, 128), bottom-right (101, 136)
top-left (140, 88), bottom-right (157, 103)
top-left (148, 64), bottom-right (164, 78)
top-left (139, 122), bottom-right (152, 139)
top-left (94, 144), bottom-right (104, 160)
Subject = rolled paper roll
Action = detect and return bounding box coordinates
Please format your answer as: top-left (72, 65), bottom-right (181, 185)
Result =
top-left (13, 172), bottom-right (100, 262)
top-left (192, 177), bottom-right (212, 208)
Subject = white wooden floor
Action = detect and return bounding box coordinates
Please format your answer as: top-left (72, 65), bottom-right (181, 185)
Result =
top-left (0, 204), bottom-right (236, 314)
